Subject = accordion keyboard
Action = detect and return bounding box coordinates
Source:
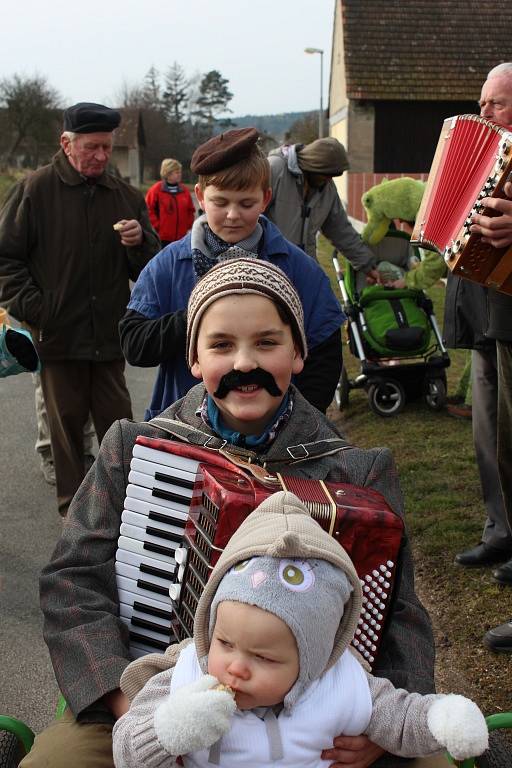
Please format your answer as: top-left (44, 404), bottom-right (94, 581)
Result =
top-left (116, 443), bottom-right (200, 657)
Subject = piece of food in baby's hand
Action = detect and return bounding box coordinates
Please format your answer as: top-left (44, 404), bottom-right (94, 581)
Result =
top-left (113, 222), bottom-right (124, 231)
top-left (212, 683), bottom-right (235, 697)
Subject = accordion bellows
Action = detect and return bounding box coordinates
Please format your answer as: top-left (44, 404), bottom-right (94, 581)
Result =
top-left (411, 114), bottom-right (512, 294)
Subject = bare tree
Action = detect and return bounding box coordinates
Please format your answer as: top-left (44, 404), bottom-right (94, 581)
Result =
top-left (0, 73), bottom-right (61, 166)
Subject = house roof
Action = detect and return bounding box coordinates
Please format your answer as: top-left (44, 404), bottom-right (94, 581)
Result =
top-left (340, 0), bottom-right (512, 100)
top-left (114, 108), bottom-right (145, 148)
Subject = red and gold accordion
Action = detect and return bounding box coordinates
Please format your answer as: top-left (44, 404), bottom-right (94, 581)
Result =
top-left (116, 437), bottom-right (403, 669)
top-left (411, 114), bottom-right (512, 294)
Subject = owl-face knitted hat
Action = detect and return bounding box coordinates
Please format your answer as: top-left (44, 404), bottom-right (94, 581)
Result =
top-left (186, 258), bottom-right (308, 366)
top-left (194, 491), bottom-right (363, 709)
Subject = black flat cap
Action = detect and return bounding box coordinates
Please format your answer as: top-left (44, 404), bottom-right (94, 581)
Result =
top-left (190, 127), bottom-right (259, 174)
top-left (63, 102), bottom-right (121, 134)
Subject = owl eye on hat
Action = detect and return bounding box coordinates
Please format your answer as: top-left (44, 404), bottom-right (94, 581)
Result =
top-left (190, 127), bottom-right (260, 175)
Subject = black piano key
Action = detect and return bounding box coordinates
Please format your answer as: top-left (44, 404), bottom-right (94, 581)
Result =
top-left (139, 562), bottom-right (176, 580)
top-left (143, 541), bottom-right (176, 558)
top-left (129, 631), bottom-right (169, 651)
top-left (130, 616), bottom-right (173, 636)
top-left (154, 471), bottom-right (195, 491)
top-left (146, 525), bottom-right (184, 544)
top-left (148, 510), bottom-right (187, 529)
top-left (152, 487), bottom-right (190, 506)
top-left (133, 600), bottom-right (172, 621)
top-left (137, 578), bottom-right (170, 597)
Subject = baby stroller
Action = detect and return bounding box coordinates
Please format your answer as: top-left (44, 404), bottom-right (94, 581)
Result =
top-left (334, 229), bottom-right (450, 417)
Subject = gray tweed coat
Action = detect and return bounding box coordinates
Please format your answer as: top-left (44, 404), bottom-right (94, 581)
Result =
top-left (40, 384), bottom-right (434, 723)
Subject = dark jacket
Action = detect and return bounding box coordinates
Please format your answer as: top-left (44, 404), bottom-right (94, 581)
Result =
top-left (443, 273), bottom-right (492, 350)
top-left (145, 181), bottom-right (195, 243)
top-left (487, 288), bottom-right (512, 342)
top-left (443, 273), bottom-right (512, 348)
top-left (40, 383), bottom-right (434, 723)
top-left (0, 150), bottom-right (160, 361)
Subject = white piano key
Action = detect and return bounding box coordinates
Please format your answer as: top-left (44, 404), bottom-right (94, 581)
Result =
top-left (133, 444), bottom-right (201, 474)
top-left (116, 573), bottom-right (172, 606)
top-left (124, 494), bottom-right (189, 523)
top-left (118, 587), bottom-right (171, 616)
top-left (130, 456), bottom-right (197, 485)
top-left (115, 561), bottom-right (174, 592)
top-left (120, 522), bottom-right (183, 551)
top-left (126, 483), bottom-right (189, 514)
top-left (128, 470), bottom-right (193, 501)
top-left (119, 602), bottom-right (171, 630)
top-left (116, 547), bottom-right (176, 576)
top-left (121, 509), bottom-right (187, 539)
top-left (117, 535), bottom-right (177, 567)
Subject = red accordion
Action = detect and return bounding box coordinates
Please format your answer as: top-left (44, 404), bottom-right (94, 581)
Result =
top-left (116, 437), bottom-right (404, 669)
top-left (411, 114), bottom-right (512, 294)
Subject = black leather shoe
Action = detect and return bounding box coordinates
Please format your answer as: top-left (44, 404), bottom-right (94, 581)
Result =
top-left (454, 542), bottom-right (511, 567)
top-left (492, 558), bottom-right (512, 585)
top-left (483, 620), bottom-right (512, 652)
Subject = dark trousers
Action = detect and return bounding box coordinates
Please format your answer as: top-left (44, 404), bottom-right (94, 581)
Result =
top-left (472, 348), bottom-right (511, 550)
top-left (40, 359), bottom-right (132, 515)
top-left (497, 340), bottom-right (512, 531)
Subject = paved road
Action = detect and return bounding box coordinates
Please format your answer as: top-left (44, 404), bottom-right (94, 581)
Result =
top-left (0, 362), bottom-right (155, 734)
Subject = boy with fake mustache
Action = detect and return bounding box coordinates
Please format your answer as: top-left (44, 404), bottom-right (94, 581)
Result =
top-left (27, 259), bottom-right (435, 768)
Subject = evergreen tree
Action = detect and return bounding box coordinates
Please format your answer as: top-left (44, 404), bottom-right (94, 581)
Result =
top-left (193, 70), bottom-right (233, 131)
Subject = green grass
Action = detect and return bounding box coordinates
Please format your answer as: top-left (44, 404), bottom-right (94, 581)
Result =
top-left (317, 235), bottom-right (512, 713)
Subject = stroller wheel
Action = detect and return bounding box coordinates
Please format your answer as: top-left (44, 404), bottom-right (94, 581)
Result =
top-left (425, 377), bottom-right (447, 411)
top-left (368, 379), bottom-right (405, 417)
top-left (335, 366), bottom-right (350, 410)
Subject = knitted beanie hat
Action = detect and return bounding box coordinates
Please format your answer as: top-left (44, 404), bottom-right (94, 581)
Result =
top-left (297, 137), bottom-right (349, 177)
top-left (186, 258), bottom-right (308, 366)
top-left (194, 491), bottom-right (363, 709)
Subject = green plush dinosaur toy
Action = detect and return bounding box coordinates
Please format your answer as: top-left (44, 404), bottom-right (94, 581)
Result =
top-left (361, 177), bottom-right (426, 245)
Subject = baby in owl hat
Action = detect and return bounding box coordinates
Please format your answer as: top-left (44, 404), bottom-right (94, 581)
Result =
top-left (113, 492), bottom-right (488, 768)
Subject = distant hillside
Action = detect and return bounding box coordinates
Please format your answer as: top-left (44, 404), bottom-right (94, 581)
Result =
top-left (220, 111), bottom-right (315, 142)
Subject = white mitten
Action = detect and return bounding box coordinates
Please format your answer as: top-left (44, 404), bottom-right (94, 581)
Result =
top-left (154, 674), bottom-right (236, 755)
top-left (427, 694), bottom-right (489, 760)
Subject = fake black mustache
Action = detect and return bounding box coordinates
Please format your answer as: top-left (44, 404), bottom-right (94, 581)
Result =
top-left (213, 369), bottom-right (283, 399)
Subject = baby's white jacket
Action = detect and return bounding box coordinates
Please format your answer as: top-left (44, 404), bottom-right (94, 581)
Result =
top-left (112, 641), bottom-right (486, 768)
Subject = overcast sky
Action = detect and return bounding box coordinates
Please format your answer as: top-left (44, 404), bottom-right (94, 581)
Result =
top-left (1, 0), bottom-right (334, 117)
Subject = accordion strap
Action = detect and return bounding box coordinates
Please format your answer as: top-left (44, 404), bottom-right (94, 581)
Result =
top-left (148, 417), bottom-right (353, 470)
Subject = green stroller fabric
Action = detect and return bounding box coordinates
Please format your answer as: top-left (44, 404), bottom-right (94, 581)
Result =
top-left (359, 286), bottom-right (431, 356)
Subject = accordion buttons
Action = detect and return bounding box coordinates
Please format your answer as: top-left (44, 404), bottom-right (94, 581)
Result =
top-left (174, 547), bottom-right (188, 566)
top-left (169, 583), bottom-right (181, 601)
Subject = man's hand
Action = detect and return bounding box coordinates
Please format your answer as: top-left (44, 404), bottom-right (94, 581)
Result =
top-left (470, 179), bottom-right (512, 248)
top-left (365, 268), bottom-right (381, 285)
top-left (321, 734), bottom-right (385, 768)
top-left (113, 219), bottom-right (143, 247)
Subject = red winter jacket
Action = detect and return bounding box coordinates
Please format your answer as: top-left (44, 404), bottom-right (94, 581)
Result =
top-left (145, 181), bottom-right (195, 243)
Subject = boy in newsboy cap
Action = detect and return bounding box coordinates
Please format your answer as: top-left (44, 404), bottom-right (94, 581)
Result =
top-left (27, 257), bottom-right (435, 768)
top-left (120, 127), bottom-right (344, 417)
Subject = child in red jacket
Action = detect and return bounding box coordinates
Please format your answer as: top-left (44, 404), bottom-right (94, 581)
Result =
top-left (146, 159), bottom-right (195, 246)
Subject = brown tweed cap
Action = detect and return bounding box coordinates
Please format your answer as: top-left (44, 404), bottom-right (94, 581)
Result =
top-left (187, 258), bottom-right (308, 366)
top-left (190, 127), bottom-right (259, 174)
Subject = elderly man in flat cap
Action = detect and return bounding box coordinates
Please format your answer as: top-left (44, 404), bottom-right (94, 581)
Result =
top-left (0, 101), bottom-right (160, 516)
top-left (266, 137), bottom-right (379, 281)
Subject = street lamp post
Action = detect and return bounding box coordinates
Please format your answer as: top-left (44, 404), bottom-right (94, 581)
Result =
top-left (304, 47), bottom-right (324, 138)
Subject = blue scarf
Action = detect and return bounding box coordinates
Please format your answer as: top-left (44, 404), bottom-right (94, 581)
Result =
top-left (200, 391), bottom-right (293, 449)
